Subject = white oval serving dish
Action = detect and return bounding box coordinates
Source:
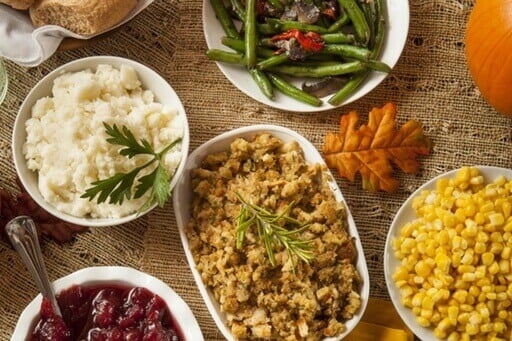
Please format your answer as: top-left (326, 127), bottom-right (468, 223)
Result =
top-left (173, 124), bottom-right (369, 340)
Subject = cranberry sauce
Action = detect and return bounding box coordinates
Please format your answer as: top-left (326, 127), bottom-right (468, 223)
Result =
top-left (30, 284), bottom-right (183, 341)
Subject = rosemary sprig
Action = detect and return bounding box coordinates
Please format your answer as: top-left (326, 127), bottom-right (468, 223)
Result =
top-left (81, 123), bottom-right (182, 210)
top-left (236, 193), bottom-right (314, 269)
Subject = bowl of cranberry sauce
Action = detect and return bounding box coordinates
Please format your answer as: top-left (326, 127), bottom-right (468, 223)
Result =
top-left (12, 266), bottom-right (203, 341)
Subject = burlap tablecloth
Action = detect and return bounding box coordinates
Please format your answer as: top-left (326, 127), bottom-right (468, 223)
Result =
top-left (1, 0), bottom-right (510, 339)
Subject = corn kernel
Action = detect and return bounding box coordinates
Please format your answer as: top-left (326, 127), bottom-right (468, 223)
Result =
top-left (469, 286), bottom-right (480, 297)
top-left (501, 247), bottom-right (511, 260)
top-left (500, 300), bottom-right (512, 311)
top-left (457, 167), bottom-right (470, 182)
top-left (476, 231), bottom-right (489, 243)
top-left (496, 292), bottom-right (508, 301)
top-left (393, 266), bottom-right (409, 282)
top-left (489, 262), bottom-right (500, 275)
top-left (489, 213), bottom-right (505, 226)
top-left (502, 201), bottom-right (511, 219)
top-left (412, 292), bottom-right (424, 307)
top-left (475, 212), bottom-right (486, 225)
top-left (504, 221), bottom-right (512, 232)
top-left (498, 260), bottom-right (509, 274)
top-left (480, 202), bottom-right (495, 213)
top-left (444, 214), bottom-right (457, 228)
top-left (480, 323), bottom-right (493, 333)
top-left (422, 296), bottom-right (435, 310)
top-left (486, 292), bottom-right (497, 300)
top-left (416, 316), bottom-right (431, 327)
top-left (415, 260), bottom-right (432, 277)
top-left (490, 242), bottom-right (504, 254)
top-left (470, 175), bottom-right (484, 185)
top-left (493, 322), bottom-right (506, 333)
top-left (462, 273), bottom-right (476, 282)
top-left (420, 308), bottom-right (433, 319)
top-left (460, 304), bottom-right (474, 312)
top-left (474, 242), bottom-right (486, 254)
top-left (400, 285), bottom-right (413, 297)
top-left (466, 323), bottom-right (480, 335)
top-left (498, 310), bottom-right (508, 319)
top-left (457, 265), bottom-right (475, 274)
top-left (482, 252), bottom-right (495, 265)
top-left (458, 312), bottom-right (470, 324)
top-left (434, 328), bottom-right (447, 339)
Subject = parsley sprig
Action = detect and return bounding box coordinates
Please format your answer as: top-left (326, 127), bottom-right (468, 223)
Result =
top-left (81, 123), bottom-right (182, 211)
top-left (236, 193), bottom-right (314, 269)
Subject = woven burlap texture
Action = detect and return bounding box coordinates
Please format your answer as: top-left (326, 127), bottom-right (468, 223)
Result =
top-left (1, 0), bottom-right (511, 339)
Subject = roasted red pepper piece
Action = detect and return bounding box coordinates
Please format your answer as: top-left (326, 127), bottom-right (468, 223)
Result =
top-left (270, 29), bottom-right (324, 52)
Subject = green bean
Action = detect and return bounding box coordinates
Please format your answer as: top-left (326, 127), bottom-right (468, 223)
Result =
top-left (328, 71), bottom-right (367, 105)
top-left (206, 49), bottom-right (245, 65)
top-left (265, 19), bottom-right (329, 34)
top-left (372, 0), bottom-right (386, 58)
top-left (267, 73), bottom-right (322, 106)
top-left (250, 69), bottom-right (274, 99)
top-left (360, 0), bottom-right (376, 49)
top-left (230, 0), bottom-right (246, 23)
top-left (221, 37), bottom-right (275, 58)
top-left (327, 11), bottom-right (350, 33)
top-left (268, 61), bottom-right (364, 78)
top-left (364, 60), bottom-right (391, 73)
top-left (245, 0), bottom-right (257, 68)
top-left (267, 0), bottom-right (284, 11)
top-left (329, 0), bottom-right (385, 105)
top-left (210, 0), bottom-right (240, 39)
top-left (323, 44), bottom-right (371, 60)
top-left (337, 0), bottom-right (370, 44)
top-left (257, 23), bottom-right (278, 35)
top-left (257, 53), bottom-right (289, 70)
top-left (259, 37), bottom-right (275, 47)
top-left (322, 45), bottom-right (390, 72)
top-left (321, 32), bottom-right (356, 44)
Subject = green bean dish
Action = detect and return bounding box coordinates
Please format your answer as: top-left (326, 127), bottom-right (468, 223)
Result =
top-left (206, 0), bottom-right (389, 107)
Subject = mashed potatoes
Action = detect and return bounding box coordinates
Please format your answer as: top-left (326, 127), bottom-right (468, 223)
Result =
top-left (23, 64), bottom-right (183, 218)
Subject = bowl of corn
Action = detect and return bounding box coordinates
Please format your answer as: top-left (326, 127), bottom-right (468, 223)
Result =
top-left (384, 166), bottom-right (512, 341)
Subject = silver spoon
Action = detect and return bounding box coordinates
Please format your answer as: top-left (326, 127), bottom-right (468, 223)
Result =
top-left (5, 215), bottom-right (62, 317)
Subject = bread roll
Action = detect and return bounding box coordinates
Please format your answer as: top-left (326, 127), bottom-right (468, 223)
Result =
top-left (1, 0), bottom-right (34, 10)
top-left (29, 0), bottom-right (137, 36)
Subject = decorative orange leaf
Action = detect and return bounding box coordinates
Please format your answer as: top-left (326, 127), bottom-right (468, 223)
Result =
top-left (322, 103), bottom-right (432, 193)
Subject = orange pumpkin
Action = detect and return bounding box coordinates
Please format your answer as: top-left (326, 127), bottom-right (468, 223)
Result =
top-left (465, 0), bottom-right (512, 116)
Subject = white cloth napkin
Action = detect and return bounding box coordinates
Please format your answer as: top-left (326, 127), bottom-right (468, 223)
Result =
top-left (0, 0), bottom-right (154, 67)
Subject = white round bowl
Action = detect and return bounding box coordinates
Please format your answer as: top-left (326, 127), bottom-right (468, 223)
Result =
top-left (12, 56), bottom-right (190, 227)
top-left (384, 166), bottom-right (512, 341)
top-left (11, 266), bottom-right (204, 340)
top-left (173, 124), bottom-right (369, 340)
top-left (202, 0), bottom-right (410, 112)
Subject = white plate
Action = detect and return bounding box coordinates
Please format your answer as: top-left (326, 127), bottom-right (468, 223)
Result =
top-left (202, 0), bottom-right (410, 112)
top-left (173, 124), bottom-right (370, 340)
top-left (384, 166), bottom-right (512, 341)
top-left (11, 266), bottom-right (204, 340)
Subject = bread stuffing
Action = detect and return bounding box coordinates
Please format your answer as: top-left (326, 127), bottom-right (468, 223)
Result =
top-left (186, 133), bottom-right (362, 340)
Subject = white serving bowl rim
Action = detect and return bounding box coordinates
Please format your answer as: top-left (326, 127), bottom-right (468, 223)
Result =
top-left (384, 165), bottom-right (512, 341)
top-left (11, 266), bottom-right (204, 341)
top-left (173, 124), bottom-right (370, 340)
top-left (12, 56), bottom-right (190, 227)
